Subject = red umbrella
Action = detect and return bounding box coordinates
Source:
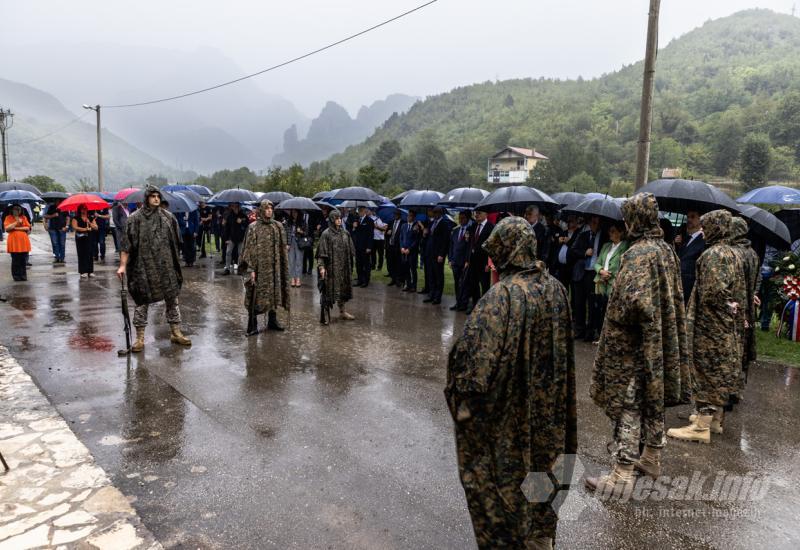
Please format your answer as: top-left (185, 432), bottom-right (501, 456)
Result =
top-left (57, 193), bottom-right (111, 212)
top-left (114, 187), bottom-right (140, 201)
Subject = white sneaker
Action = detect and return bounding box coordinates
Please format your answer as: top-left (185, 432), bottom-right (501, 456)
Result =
top-left (80, 273), bottom-right (88, 279)
top-left (88, 273), bottom-right (96, 278)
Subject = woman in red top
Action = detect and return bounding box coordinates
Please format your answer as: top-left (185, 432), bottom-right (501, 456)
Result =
top-left (3, 205), bottom-right (32, 281)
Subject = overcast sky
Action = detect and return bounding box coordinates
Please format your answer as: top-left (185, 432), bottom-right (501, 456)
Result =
top-left (3, 0), bottom-right (796, 117)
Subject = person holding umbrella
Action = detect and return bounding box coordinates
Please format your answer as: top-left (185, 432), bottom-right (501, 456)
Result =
top-left (3, 205), bottom-right (32, 281)
top-left (43, 199), bottom-right (69, 263)
top-left (72, 204), bottom-right (98, 278)
top-left (116, 185), bottom-right (191, 352)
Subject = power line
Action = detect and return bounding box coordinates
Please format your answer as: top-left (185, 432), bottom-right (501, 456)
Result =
top-left (102, 0), bottom-right (439, 109)
top-left (13, 112), bottom-right (91, 146)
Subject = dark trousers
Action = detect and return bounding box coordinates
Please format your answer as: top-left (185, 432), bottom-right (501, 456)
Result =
top-left (197, 225), bottom-right (210, 257)
top-left (760, 277), bottom-right (774, 329)
top-left (356, 247), bottom-right (371, 285)
top-left (387, 244), bottom-right (401, 282)
top-left (427, 256), bottom-right (445, 300)
top-left (371, 239), bottom-right (385, 270)
top-left (452, 264), bottom-right (469, 308)
top-left (93, 225), bottom-right (107, 259)
top-left (468, 265), bottom-right (491, 307)
top-left (303, 246), bottom-right (314, 274)
top-left (401, 251), bottom-right (418, 289)
top-left (420, 252), bottom-right (430, 291)
top-left (213, 229), bottom-right (222, 252)
top-left (182, 232), bottom-right (196, 265)
top-left (11, 252), bottom-right (28, 280)
top-left (76, 235), bottom-right (94, 274)
top-left (571, 270), bottom-right (597, 338)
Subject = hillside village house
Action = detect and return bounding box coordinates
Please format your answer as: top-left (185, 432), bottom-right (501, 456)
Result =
top-left (487, 146), bottom-right (549, 185)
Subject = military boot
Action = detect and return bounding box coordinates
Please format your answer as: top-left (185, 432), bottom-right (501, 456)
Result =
top-left (634, 445), bottom-right (661, 479)
top-left (339, 308), bottom-right (355, 320)
top-left (169, 324), bottom-right (192, 346)
top-left (528, 536), bottom-right (553, 550)
top-left (131, 327), bottom-right (145, 353)
top-left (667, 414), bottom-right (711, 444)
top-left (689, 410), bottom-right (723, 434)
top-left (585, 462), bottom-right (635, 500)
top-left (267, 311), bottom-right (285, 331)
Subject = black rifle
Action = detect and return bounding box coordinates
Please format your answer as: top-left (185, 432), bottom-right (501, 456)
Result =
top-left (117, 275), bottom-right (133, 356)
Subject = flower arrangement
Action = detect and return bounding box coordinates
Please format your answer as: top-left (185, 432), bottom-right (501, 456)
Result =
top-left (773, 252), bottom-right (800, 341)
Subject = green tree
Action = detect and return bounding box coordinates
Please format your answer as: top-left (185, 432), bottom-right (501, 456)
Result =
top-left (770, 91), bottom-right (800, 158)
top-left (767, 145), bottom-right (797, 181)
top-left (492, 129), bottom-right (512, 151)
top-left (146, 174), bottom-right (168, 187)
top-left (387, 154), bottom-right (418, 189)
top-left (503, 94), bottom-right (515, 108)
top-left (74, 177), bottom-right (96, 192)
top-left (21, 175), bottom-right (66, 193)
top-left (356, 165), bottom-right (388, 189)
top-left (740, 133), bottom-right (771, 190)
top-left (608, 180), bottom-right (635, 198)
top-left (710, 112), bottom-right (743, 176)
top-left (415, 139), bottom-right (449, 190)
top-left (528, 161), bottom-right (560, 194)
top-left (565, 171), bottom-right (596, 193)
top-left (370, 140), bottom-right (402, 172)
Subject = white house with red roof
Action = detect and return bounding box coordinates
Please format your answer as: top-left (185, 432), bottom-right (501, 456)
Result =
top-left (487, 146), bottom-right (549, 185)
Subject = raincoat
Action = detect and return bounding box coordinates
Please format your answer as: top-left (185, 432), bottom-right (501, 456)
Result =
top-left (316, 211), bottom-right (356, 307)
top-left (239, 200), bottom-right (290, 314)
top-left (445, 216), bottom-right (577, 546)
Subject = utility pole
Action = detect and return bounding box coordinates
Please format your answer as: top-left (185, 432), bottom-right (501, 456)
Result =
top-left (83, 104), bottom-right (103, 192)
top-left (0, 108), bottom-right (14, 182)
top-left (634, 0), bottom-right (661, 190)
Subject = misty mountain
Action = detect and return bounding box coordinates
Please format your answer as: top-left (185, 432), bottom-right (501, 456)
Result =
top-left (2, 43), bottom-right (309, 173)
top-left (273, 94), bottom-right (417, 166)
top-left (0, 78), bottom-right (189, 189)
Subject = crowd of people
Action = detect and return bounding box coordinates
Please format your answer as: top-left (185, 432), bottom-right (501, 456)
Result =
top-left (0, 185), bottom-right (790, 550)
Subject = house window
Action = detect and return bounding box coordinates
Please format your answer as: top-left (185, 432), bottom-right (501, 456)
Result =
top-left (516, 159), bottom-right (524, 168)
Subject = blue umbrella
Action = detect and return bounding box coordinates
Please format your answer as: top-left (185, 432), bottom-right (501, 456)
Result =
top-left (188, 184), bottom-right (213, 197)
top-left (0, 190), bottom-right (42, 204)
top-left (439, 187), bottom-right (489, 207)
top-left (169, 191), bottom-right (199, 214)
top-left (400, 190), bottom-right (445, 209)
top-left (376, 203), bottom-right (409, 224)
top-left (162, 184), bottom-right (192, 192)
top-left (737, 185), bottom-right (800, 205)
top-left (261, 191), bottom-right (294, 204)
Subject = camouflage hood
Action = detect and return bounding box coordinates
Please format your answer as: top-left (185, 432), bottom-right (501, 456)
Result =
top-left (622, 193), bottom-right (663, 241)
top-left (257, 199), bottom-right (275, 224)
top-left (143, 184), bottom-right (162, 201)
top-left (482, 216), bottom-right (537, 272)
top-left (700, 209), bottom-right (732, 246)
top-left (729, 216), bottom-right (750, 246)
top-left (328, 209), bottom-right (343, 233)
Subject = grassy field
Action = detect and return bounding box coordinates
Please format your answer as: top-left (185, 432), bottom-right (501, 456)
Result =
top-left (374, 264), bottom-right (458, 296)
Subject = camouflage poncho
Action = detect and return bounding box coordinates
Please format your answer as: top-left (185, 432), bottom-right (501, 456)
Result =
top-left (316, 211), bottom-right (356, 306)
top-left (730, 217), bottom-right (759, 371)
top-left (122, 185), bottom-right (183, 307)
top-left (591, 193), bottom-right (690, 420)
top-left (687, 209), bottom-right (743, 406)
top-left (239, 201), bottom-right (290, 314)
top-left (445, 217), bottom-right (577, 545)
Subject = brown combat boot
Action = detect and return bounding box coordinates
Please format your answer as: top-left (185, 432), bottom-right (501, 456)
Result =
top-left (667, 414), bottom-right (712, 444)
top-left (527, 536), bottom-right (553, 550)
top-left (131, 327), bottom-right (145, 353)
top-left (339, 308), bottom-right (355, 320)
top-left (689, 410), bottom-right (723, 434)
top-left (634, 445), bottom-right (661, 479)
top-left (585, 462), bottom-right (635, 500)
top-left (169, 324), bottom-right (192, 346)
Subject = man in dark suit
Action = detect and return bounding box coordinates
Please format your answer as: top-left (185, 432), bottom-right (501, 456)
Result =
top-left (385, 209), bottom-right (405, 287)
top-left (674, 210), bottom-right (705, 305)
top-left (524, 205), bottom-right (550, 262)
top-left (423, 206), bottom-right (451, 305)
top-left (351, 206), bottom-right (375, 287)
top-left (568, 215), bottom-right (605, 341)
top-left (466, 210), bottom-right (494, 313)
top-left (399, 210), bottom-right (421, 291)
top-left (449, 210), bottom-right (473, 311)
top-left (554, 215), bottom-right (579, 289)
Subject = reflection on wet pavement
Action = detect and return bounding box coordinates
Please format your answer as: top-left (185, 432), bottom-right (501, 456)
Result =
top-left (1, 251), bottom-right (799, 549)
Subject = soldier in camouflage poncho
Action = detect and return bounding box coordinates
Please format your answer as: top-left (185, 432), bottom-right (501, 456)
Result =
top-left (118, 185), bottom-right (191, 351)
top-left (316, 210), bottom-right (357, 323)
top-left (445, 217), bottom-right (577, 550)
top-left (239, 200), bottom-right (290, 333)
top-left (730, 217), bottom-right (760, 392)
top-left (668, 209), bottom-right (743, 444)
top-left (587, 193), bottom-right (688, 498)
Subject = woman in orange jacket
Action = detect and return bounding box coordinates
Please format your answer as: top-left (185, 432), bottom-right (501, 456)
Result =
top-left (3, 204), bottom-right (32, 281)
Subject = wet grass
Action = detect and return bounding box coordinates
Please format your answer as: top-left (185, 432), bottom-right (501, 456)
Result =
top-left (756, 324), bottom-right (800, 367)
top-left (374, 264), bottom-right (457, 296)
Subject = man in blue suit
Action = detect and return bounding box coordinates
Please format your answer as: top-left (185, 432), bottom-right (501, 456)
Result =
top-left (399, 210), bottom-right (421, 292)
top-left (448, 210), bottom-right (473, 311)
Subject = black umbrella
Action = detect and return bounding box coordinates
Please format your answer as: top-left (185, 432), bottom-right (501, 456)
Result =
top-left (636, 179), bottom-right (738, 214)
top-left (125, 189), bottom-right (196, 213)
top-left (737, 205), bottom-right (792, 249)
top-left (41, 191), bottom-right (70, 200)
top-left (775, 209), bottom-right (800, 242)
top-left (400, 190), bottom-right (445, 209)
top-left (187, 184), bottom-right (213, 197)
top-left (208, 188), bottom-right (259, 204)
top-left (275, 197), bottom-right (322, 212)
top-left (173, 189), bottom-right (203, 203)
top-left (260, 191), bottom-right (294, 204)
top-left (551, 191), bottom-right (586, 207)
top-left (439, 187), bottom-right (489, 207)
top-left (475, 185), bottom-right (558, 215)
top-left (339, 200), bottom-right (377, 209)
top-left (312, 190), bottom-right (333, 201)
top-left (0, 181), bottom-right (43, 196)
top-left (332, 186), bottom-right (381, 202)
top-left (561, 197), bottom-right (623, 221)
top-left (391, 190), bottom-right (412, 205)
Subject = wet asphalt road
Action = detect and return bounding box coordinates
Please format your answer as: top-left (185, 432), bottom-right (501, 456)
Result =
top-left (1, 235), bottom-right (799, 549)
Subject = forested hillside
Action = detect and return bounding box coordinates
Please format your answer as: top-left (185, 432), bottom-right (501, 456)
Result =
top-left (318, 9), bottom-right (800, 195)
